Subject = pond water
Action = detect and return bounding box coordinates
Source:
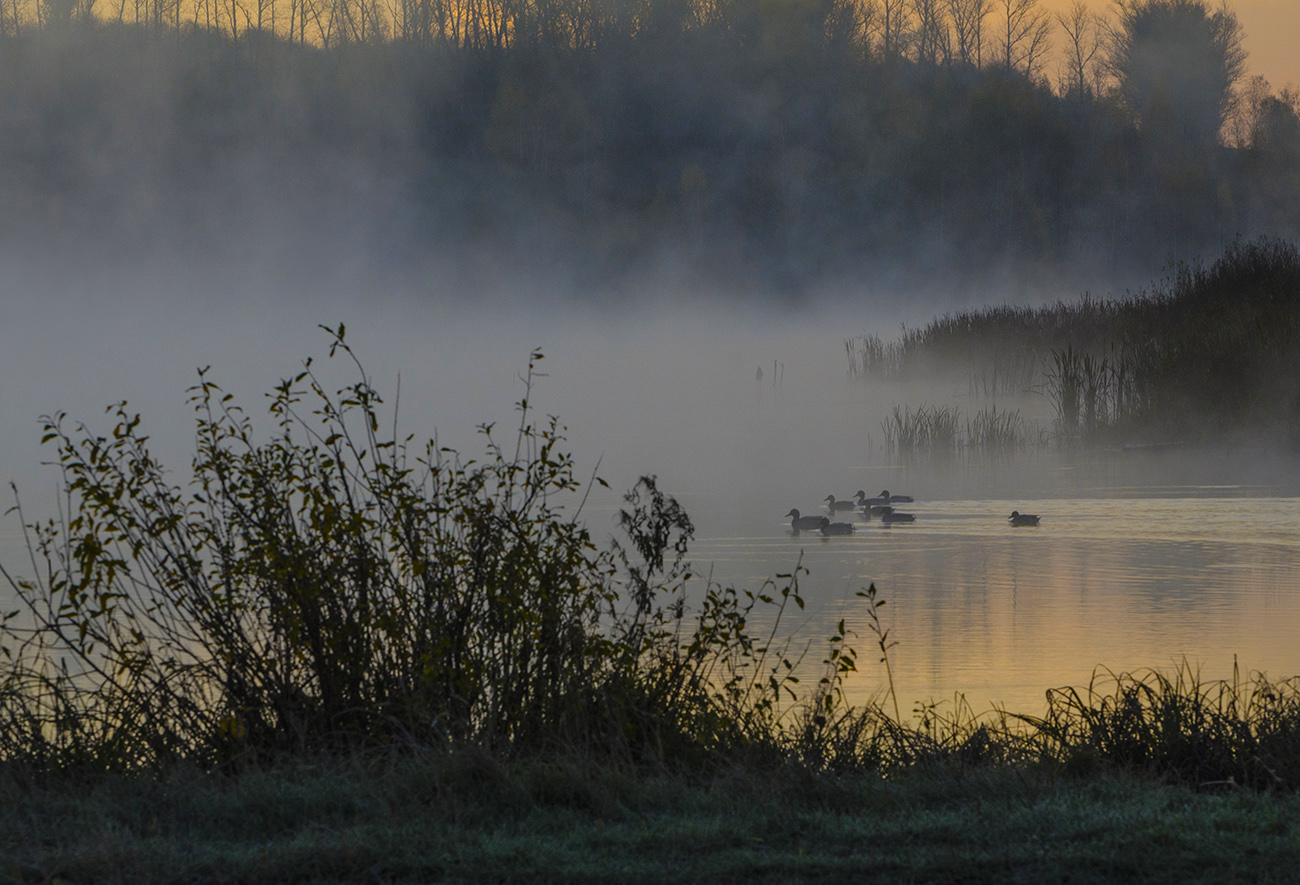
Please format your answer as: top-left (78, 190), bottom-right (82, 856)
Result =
top-left (668, 455), bottom-right (1300, 718)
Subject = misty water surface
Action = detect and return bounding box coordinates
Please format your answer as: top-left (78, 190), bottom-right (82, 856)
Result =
top-left (2, 274), bottom-right (1297, 717)
top-left (680, 480), bottom-right (1300, 716)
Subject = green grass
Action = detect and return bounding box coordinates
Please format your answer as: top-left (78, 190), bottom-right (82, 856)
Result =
top-left (3, 752), bottom-right (1300, 883)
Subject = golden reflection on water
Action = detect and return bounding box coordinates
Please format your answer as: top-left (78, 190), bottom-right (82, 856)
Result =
top-left (3, 489), bottom-right (1296, 721)
top-left (686, 495), bottom-right (1300, 718)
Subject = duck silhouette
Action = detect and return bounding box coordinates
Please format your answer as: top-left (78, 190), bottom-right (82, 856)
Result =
top-left (1008, 510), bottom-right (1041, 527)
top-left (820, 516), bottom-right (855, 536)
top-left (825, 494), bottom-right (858, 513)
top-left (786, 509), bottom-right (826, 531)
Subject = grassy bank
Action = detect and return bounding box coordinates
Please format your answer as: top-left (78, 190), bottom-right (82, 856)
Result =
top-left (4, 753), bottom-right (1300, 883)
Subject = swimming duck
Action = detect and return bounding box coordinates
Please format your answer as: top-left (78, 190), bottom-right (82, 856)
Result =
top-left (786, 509), bottom-right (826, 531)
top-left (880, 489), bottom-right (914, 504)
top-left (880, 506), bottom-right (916, 523)
top-left (825, 494), bottom-right (858, 513)
top-left (820, 516), bottom-right (855, 536)
top-left (1008, 510), bottom-right (1040, 527)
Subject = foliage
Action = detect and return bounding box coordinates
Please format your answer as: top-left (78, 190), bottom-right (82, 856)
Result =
top-left (1110, 0), bottom-right (1247, 146)
top-left (0, 327), bottom-right (847, 770)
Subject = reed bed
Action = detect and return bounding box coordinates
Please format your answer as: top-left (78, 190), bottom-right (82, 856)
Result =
top-left (881, 404), bottom-right (1036, 458)
top-left (844, 332), bottom-right (908, 381)
top-left (852, 238), bottom-right (1300, 446)
top-left (965, 404), bottom-right (1033, 452)
top-left (793, 661), bottom-right (1300, 791)
top-left (787, 589), bottom-right (1300, 788)
top-left (880, 404), bottom-right (961, 456)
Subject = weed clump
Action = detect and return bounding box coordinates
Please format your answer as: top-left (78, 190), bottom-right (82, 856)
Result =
top-left (0, 326), bottom-right (847, 772)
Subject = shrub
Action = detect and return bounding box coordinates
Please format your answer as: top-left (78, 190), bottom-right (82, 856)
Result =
top-left (0, 325), bottom-right (847, 771)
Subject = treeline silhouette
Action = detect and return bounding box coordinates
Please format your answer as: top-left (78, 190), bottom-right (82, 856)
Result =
top-left (1, 0), bottom-right (1298, 296)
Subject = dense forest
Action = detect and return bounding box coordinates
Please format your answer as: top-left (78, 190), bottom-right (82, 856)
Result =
top-left (1, 0), bottom-right (1298, 298)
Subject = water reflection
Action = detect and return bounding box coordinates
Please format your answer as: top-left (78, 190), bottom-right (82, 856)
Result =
top-left (682, 486), bottom-right (1300, 718)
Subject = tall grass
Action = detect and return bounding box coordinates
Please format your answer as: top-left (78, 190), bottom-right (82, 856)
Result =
top-left (966, 405), bottom-right (1034, 451)
top-left (844, 331), bottom-right (913, 381)
top-left (1025, 662), bottom-right (1300, 790)
top-left (792, 658), bottom-right (1300, 787)
top-left (881, 404), bottom-right (960, 457)
top-left (881, 403), bottom-right (1036, 458)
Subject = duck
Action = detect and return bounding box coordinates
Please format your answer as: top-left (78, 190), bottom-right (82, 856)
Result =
top-left (820, 516), bottom-right (855, 536)
top-left (1008, 510), bottom-right (1040, 527)
top-left (786, 509), bottom-right (826, 531)
top-left (825, 494), bottom-right (858, 513)
top-left (879, 489), bottom-right (914, 504)
top-left (879, 506), bottom-right (916, 524)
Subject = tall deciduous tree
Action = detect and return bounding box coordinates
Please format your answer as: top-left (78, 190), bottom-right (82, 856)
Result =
top-left (1056, 0), bottom-right (1101, 97)
top-left (993, 0), bottom-right (1049, 79)
top-left (911, 0), bottom-right (948, 65)
top-left (946, 0), bottom-right (989, 68)
top-left (1109, 0), bottom-right (1246, 146)
top-left (879, 0), bottom-right (910, 58)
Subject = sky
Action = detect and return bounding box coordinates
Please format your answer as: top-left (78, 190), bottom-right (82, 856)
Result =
top-left (1040, 0), bottom-right (1300, 89)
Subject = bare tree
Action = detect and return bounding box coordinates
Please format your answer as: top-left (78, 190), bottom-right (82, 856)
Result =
top-left (879, 0), bottom-right (911, 58)
top-left (946, 0), bottom-right (988, 67)
top-left (1056, 0), bottom-right (1102, 97)
top-left (1223, 74), bottom-right (1270, 148)
top-left (825, 0), bottom-right (878, 57)
top-left (994, 0), bottom-right (1050, 78)
top-left (912, 0), bottom-right (948, 65)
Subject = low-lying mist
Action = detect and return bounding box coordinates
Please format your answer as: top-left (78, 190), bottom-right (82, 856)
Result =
top-left (0, 260), bottom-right (921, 526)
top-left (6, 251), bottom-right (1297, 544)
